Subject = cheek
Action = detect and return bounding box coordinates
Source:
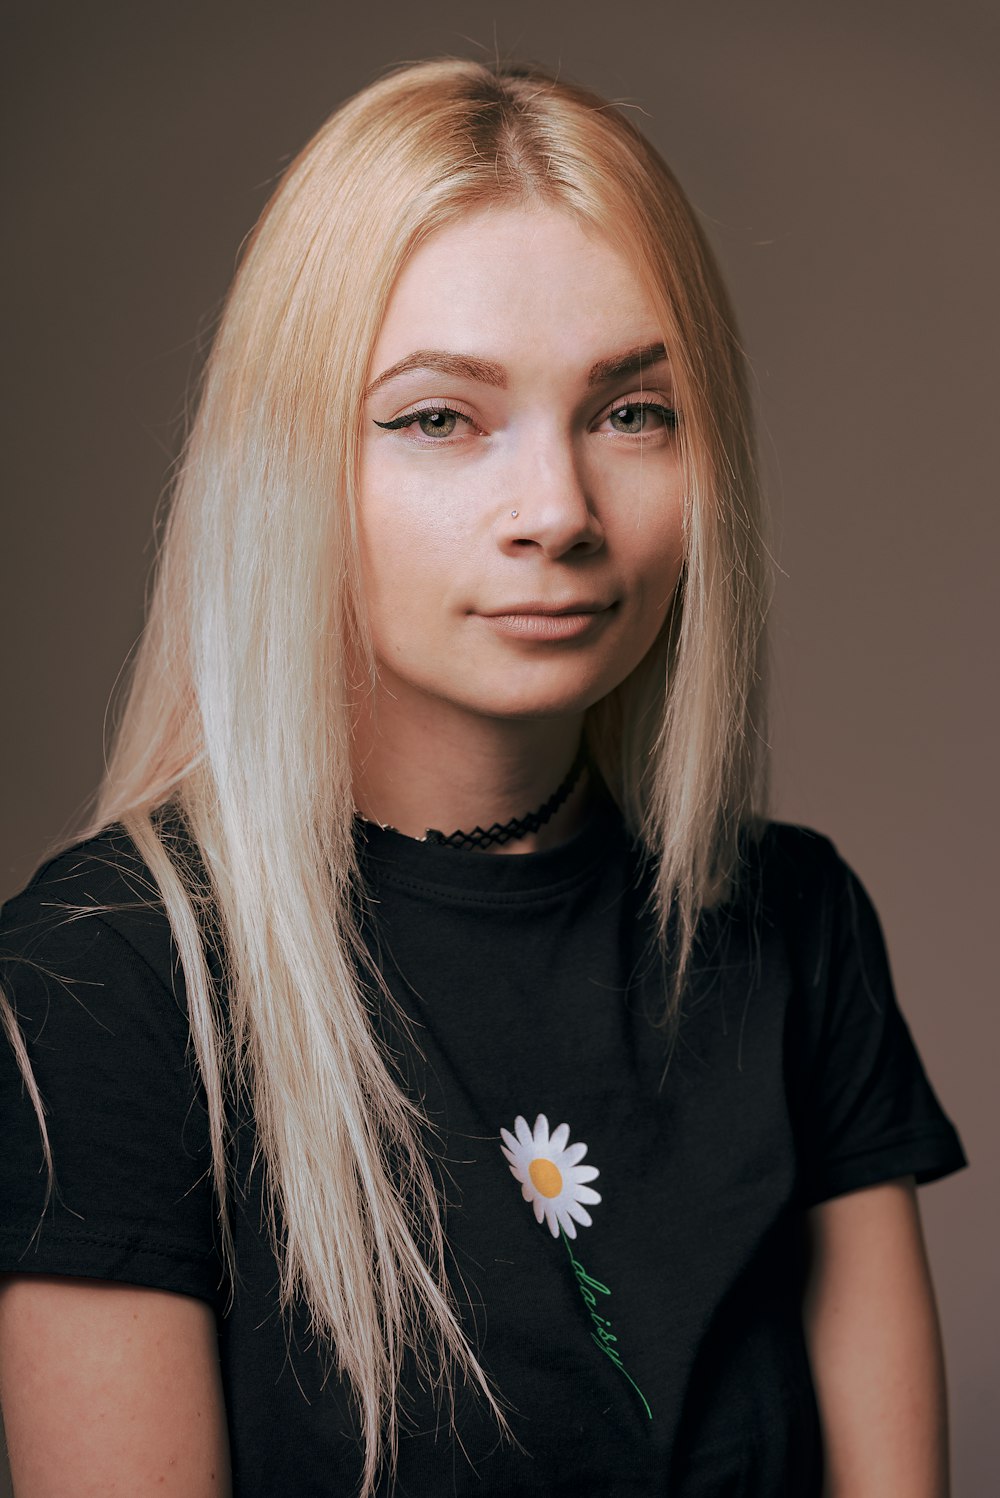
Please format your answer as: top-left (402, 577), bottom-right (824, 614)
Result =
top-left (630, 502), bottom-right (686, 619)
top-left (356, 466), bottom-right (469, 651)
top-left (357, 462), bottom-right (423, 598)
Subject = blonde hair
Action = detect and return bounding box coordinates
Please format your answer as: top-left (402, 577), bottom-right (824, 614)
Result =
top-left (5, 59), bottom-right (769, 1495)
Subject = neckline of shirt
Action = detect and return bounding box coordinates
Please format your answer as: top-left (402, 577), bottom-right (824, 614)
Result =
top-left (353, 787), bottom-right (632, 900)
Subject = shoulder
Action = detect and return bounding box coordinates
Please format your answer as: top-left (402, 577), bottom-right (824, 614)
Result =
top-left (0, 824), bottom-right (178, 1007)
top-left (739, 818), bottom-right (842, 893)
top-left (699, 819), bottom-right (893, 999)
top-left (726, 818), bottom-right (857, 934)
top-left (739, 819), bottom-right (890, 949)
top-left (4, 824), bottom-right (157, 911)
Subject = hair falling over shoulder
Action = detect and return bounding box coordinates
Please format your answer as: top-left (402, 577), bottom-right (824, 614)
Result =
top-left (4, 58), bottom-right (770, 1496)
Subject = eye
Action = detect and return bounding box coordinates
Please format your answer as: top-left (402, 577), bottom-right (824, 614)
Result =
top-left (372, 404), bottom-right (474, 439)
top-left (601, 399), bottom-right (678, 436)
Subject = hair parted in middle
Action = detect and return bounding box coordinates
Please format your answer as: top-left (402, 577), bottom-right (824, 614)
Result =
top-left (80, 57), bottom-right (771, 1494)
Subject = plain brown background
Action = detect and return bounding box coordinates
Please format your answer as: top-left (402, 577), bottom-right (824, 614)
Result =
top-left (2, 0), bottom-right (996, 1490)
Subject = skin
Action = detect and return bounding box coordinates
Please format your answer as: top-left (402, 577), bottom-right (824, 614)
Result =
top-left (353, 206), bottom-right (685, 849)
top-left (0, 206), bottom-right (950, 1495)
top-left (803, 1179), bottom-right (950, 1497)
top-left (0, 1275), bottom-right (231, 1495)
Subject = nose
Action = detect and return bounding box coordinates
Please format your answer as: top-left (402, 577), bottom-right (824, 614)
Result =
top-left (499, 429), bottom-right (604, 559)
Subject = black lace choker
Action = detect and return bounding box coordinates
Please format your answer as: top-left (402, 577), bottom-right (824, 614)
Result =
top-left (360, 743), bottom-right (589, 852)
top-left (426, 743), bottom-right (589, 850)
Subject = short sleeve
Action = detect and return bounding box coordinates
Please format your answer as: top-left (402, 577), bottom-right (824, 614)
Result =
top-left (0, 846), bottom-right (224, 1306)
top-left (785, 838), bottom-right (967, 1207)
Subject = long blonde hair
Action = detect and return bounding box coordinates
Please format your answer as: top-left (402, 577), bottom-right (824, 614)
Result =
top-left (6, 60), bottom-right (769, 1495)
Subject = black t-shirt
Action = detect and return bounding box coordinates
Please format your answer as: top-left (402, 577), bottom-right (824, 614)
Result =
top-left (0, 803), bottom-right (966, 1495)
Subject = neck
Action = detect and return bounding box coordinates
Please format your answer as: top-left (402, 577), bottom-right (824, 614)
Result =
top-left (352, 701), bottom-right (591, 855)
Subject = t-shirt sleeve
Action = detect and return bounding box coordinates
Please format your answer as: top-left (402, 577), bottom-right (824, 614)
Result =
top-left (784, 836), bottom-right (967, 1207)
top-left (0, 855), bottom-right (224, 1306)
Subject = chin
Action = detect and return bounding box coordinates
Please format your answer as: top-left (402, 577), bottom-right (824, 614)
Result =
top-left (391, 658), bottom-right (638, 725)
top-left (469, 678), bottom-right (623, 722)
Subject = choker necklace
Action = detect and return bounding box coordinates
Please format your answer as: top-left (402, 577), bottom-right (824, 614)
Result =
top-left (358, 742), bottom-right (590, 852)
top-left (424, 742), bottom-right (589, 850)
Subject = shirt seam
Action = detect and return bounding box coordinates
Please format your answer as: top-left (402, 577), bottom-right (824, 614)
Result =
top-left (363, 858), bottom-right (611, 907)
top-left (87, 909), bottom-right (179, 1003)
top-left (808, 1121), bottom-right (962, 1175)
top-left (0, 1223), bottom-right (219, 1264)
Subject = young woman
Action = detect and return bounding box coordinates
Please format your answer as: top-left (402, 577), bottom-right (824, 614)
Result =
top-left (0, 59), bottom-right (965, 1497)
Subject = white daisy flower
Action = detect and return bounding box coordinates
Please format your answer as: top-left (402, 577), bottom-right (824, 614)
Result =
top-left (500, 1113), bottom-right (602, 1240)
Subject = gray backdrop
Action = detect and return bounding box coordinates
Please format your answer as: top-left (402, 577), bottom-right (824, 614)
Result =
top-left (2, 1), bottom-right (996, 1490)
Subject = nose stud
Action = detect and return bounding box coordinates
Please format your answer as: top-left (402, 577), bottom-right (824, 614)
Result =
top-left (510, 510), bottom-right (519, 518)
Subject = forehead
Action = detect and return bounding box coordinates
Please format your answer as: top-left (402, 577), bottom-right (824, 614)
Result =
top-left (370, 205), bottom-right (662, 373)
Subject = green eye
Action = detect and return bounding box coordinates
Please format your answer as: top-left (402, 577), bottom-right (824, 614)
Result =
top-left (607, 402), bottom-right (677, 434)
top-left (372, 406), bottom-right (465, 437)
top-left (415, 410), bottom-right (458, 437)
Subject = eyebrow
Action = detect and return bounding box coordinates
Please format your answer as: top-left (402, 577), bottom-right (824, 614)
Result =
top-left (364, 351), bottom-right (506, 398)
top-left (586, 342), bottom-right (669, 386)
top-left (363, 341), bottom-right (669, 399)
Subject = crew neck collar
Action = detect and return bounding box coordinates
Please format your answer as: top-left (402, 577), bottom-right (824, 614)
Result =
top-left (353, 785), bottom-right (632, 898)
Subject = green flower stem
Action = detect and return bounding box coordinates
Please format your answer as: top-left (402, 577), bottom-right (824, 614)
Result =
top-left (560, 1229), bottom-right (653, 1420)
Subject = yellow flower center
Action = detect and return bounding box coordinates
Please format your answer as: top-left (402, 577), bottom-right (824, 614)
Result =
top-left (529, 1157), bottom-right (563, 1198)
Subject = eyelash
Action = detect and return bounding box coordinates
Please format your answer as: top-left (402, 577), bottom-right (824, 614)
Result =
top-left (372, 401), bottom-right (475, 436)
top-left (603, 398), bottom-right (678, 435)
top-left (372, 396), bottom-right (679, 440)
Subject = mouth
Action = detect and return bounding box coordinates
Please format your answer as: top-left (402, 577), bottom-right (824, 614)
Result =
top-left (481, 600), bottom-right (615, 617)
top-left (476, 601), bottom-right (617, 640)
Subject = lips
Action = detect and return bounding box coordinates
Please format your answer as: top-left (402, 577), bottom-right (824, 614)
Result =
top-left (476, 601), bottom-right (616, 641)
top-left (481, 600), bottom-right (614, 617)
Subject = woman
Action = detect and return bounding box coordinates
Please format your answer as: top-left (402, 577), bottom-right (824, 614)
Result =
top-left (0, 59), bottom-right (965, 1496)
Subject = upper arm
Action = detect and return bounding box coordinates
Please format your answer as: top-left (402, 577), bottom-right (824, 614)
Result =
top-left (0, 1273), bottom-right (231, 1497)
top-left (802, 1177), bottom-right (949, 1498)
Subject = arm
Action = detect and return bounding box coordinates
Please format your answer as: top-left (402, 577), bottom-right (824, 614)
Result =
top-left (802, 1177), bottom-right (949, 1498)
top-left (0, 1274), bottom-right (231, 1497)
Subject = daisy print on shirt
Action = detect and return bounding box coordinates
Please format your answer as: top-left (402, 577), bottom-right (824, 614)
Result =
top-left (500, 1114), bottom-right (652, 1419)
top-left (500, 1113), bottom-right (601, 1237)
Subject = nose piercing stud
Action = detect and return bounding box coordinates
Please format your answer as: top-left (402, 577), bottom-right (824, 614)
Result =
top-left (510, 510), bottom-right (519, 518)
